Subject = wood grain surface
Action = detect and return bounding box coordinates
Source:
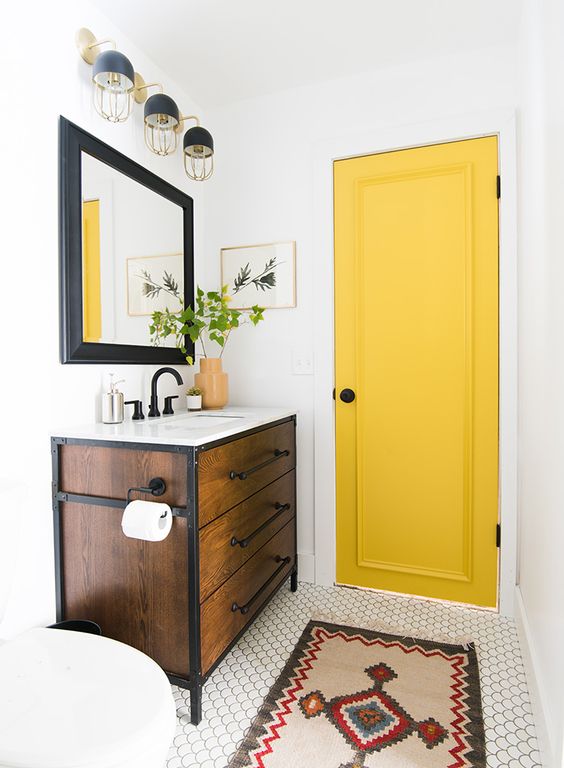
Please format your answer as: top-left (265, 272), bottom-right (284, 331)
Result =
top-left (200, 471), bottom-right (295, 602)
top-left (198, 421), bottom-right (295, 527)
top-left (60, 501), bottom-right (189, 677)
top-left (60, 444), bottom-right (187, 507)
top-left (200, 519), bottom-right (295, 674)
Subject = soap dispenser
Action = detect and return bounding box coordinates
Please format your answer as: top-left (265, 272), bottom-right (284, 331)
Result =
top-left (102, 374), bottom-right (125, 424)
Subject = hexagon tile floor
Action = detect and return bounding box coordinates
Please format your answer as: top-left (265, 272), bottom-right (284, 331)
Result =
top-left (167, 581), bottom-right (541, 768)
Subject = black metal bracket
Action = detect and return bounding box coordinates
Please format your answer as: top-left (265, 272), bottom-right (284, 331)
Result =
top-left (229, 449), bottom-right (289, 481)
top-left (230, 503), bottom-right (291, 548)
top-left (126, 477), bottom-right (166, 504)
top-left (231, 555), bottom-right (291, 615)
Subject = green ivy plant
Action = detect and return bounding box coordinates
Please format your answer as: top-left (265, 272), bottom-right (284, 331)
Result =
top-left (149, 285), bottom-right (264, 365)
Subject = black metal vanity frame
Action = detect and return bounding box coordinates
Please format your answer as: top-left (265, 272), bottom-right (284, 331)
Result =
top-left (59, 116), bottom-right (194, 364)
top-left (51, 416), bottom-right (298, 725)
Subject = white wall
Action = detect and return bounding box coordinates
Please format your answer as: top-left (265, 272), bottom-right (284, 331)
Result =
top-left (202, 43), bottom-right (518, 583)
top-left (516, 1), bottom-right (564, 765)
top-left (0, 0), bottom-right (205, 635)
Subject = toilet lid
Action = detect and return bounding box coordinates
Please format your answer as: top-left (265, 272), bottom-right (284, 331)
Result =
top-left (0, 628), bottom-right (176, 768)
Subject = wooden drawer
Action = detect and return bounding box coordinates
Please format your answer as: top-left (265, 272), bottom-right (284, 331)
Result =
top-left (60, 501), bottom-right (189, 677)
top-left (59, 444), bottom-right (187, 508)
top-left (200, 470), bottom-right (295, 601)
top-left (198, 420), bottom-right (295, 527)
top-left (200, 519), bottom-right (295, 674)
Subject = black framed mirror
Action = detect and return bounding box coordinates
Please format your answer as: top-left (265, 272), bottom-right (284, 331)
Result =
top-left (59, 116), bottom-right (194, 364)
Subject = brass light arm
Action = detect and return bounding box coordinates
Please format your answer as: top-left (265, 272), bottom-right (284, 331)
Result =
top-left (133, 74), bottom-right (159, 104)
top-left (87, 38), bottom-right (116, 51)
top-left (175, 114), bottom-right (201, 133)
top-left (135, 82), bottom-right (164, 93)
top-left (76, 28), bottom-right (116, 64)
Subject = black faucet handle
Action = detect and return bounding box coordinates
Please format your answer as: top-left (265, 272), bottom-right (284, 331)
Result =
top-left (163, 395), bottom-right (179, 415)
top-left (124, 400), bottom-right (145, 420)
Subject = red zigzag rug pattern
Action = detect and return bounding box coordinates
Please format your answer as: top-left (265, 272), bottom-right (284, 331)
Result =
top-left (229, 621), bottom-right (486, 768)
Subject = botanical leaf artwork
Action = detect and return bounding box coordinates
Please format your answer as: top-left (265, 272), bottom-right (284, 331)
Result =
top-left (138, 269), bottom-right (182, 304)
top-left (233, 256), bottom-right (282, 294)
top-left (221, 242), bottom-right (295, 310)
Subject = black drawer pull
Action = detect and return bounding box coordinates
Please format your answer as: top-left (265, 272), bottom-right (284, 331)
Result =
top-left (229, 449), bottom-right (290, 481)
top-left (231, 555), bottom-right (291, 615)
top-left (230, 503), bottom-right (291, 548)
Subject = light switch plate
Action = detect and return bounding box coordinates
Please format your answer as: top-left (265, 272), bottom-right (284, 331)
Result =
top-left (292, 349), bottom-right (314, 375)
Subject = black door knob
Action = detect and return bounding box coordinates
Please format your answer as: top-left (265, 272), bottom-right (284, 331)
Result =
top-left (339, 388), bottom-right (356, 403)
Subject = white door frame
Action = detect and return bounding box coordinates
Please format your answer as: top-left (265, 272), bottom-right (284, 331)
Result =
top-left (312, 109), bottom-right (518, 616)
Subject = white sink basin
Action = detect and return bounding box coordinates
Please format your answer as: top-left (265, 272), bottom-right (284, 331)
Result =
top-left (161, 414), bottom-right (246, 430)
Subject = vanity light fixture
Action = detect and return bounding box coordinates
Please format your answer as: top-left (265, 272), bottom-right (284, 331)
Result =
top-left (76, 28), bottom-right (148, 123)
top-left (183, 119), bottom-right (214, 181)
top-left (145, 98), bottom-right (215, 181)
top-left (144, 92), bottom-right (181, 156)
top-left (76, 28), bottom-right (216, 179)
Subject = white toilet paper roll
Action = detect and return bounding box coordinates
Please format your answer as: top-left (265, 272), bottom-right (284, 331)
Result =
top-left (121, 499), bottom-right (173, 542)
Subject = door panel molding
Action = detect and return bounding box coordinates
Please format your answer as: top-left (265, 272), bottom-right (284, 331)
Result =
top-left (356, 558), bottom-right (472, 582)
top-left (353, 162), bottom-right (475, 588)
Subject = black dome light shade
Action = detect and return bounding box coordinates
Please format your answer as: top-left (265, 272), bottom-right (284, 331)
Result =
top-left (183, 126), bottom-right (214, 180)
top-left (91, 49), bottom-right (135, 122)
top-left (144, 93), bottom-right (180, 126)
top-left (183, 126), bottom-right (214, 157)
top-left (144, 93), bottom-right (181, 156)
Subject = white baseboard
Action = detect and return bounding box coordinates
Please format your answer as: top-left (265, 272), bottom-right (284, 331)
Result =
top-left (297, 553), bottom-right (315, 583)
top-left (514, 586), bottom-right (555, 768)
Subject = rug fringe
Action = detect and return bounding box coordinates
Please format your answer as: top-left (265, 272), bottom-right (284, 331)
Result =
top-left (310, 612), bottom-right (475, 649)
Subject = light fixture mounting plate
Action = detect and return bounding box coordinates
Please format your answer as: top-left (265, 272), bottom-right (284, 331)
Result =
top-left (134, 73), bottom-right (148, 104)
top-left (76, 28), bottom-right (99, 65)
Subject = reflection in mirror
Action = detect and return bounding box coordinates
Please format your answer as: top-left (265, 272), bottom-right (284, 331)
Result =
top-left (81, 151), bottom-right (184, 347)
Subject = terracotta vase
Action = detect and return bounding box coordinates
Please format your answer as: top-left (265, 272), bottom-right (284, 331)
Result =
top-left (194, 358), bottom-right (228, 410)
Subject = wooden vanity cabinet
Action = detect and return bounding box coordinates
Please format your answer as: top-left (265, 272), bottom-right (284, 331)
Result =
top-left (51, 416), bottom-right (297, 724)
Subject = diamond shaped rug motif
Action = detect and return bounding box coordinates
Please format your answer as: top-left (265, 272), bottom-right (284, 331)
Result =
top-left (228, 620), bottom-right (486, 768)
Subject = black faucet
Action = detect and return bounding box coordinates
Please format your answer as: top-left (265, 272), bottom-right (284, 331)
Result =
top-left (148, 367), bottom-right (183, 418)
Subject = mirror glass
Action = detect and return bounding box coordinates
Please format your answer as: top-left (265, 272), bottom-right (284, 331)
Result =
top-left (81, 151), bottom-right (184, 347)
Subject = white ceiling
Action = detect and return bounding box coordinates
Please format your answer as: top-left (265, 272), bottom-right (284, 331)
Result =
top-left (91, 0), bottom-right (520, 108)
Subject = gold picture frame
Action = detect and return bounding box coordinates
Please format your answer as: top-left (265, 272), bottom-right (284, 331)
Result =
top-left (220, 241), bottom-right (296, 309)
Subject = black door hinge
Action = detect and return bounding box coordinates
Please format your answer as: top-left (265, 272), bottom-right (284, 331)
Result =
top-left (496, 175), bottom-right (501, 199)
top-left (496, 523), bottom-right (501, 548)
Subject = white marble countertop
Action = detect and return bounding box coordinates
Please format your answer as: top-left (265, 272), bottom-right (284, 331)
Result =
top-left (51, 406), bottom-right (297, 447)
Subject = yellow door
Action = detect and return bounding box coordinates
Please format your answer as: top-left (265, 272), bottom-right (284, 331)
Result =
top-left (334, 137), bottom-right (499, 607)
top-left (82, 199), bottom-right (102, 343)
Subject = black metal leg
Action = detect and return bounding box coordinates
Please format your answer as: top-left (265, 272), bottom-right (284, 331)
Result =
top-left (291, 568), bottom-right (298, 592)
top-left (190, 683), bottom-right (202, 725)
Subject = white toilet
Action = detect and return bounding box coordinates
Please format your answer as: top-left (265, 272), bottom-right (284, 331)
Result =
top-left (0, 484), bottom-right (177, 768)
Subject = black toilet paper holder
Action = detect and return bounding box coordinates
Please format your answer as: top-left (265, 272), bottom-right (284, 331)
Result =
top-left (126, 477), bottom-right (167, 504)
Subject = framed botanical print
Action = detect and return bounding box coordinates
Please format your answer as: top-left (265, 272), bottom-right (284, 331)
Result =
top-left (126, 253), bottom-right (184, 316)
top-left (220, 241), bottom-right (296, 309)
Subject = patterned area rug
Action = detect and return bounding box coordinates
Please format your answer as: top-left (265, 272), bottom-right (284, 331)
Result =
top-left (229, 620), bottom-right (486, 768)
